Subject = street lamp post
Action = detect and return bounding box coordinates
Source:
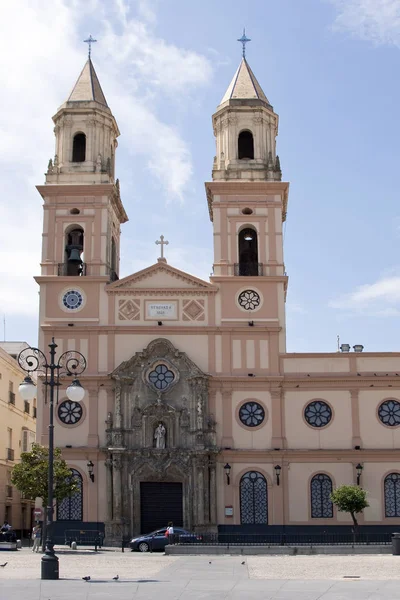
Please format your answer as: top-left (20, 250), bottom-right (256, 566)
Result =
top-left (18, 337), bottom-right (86, 580)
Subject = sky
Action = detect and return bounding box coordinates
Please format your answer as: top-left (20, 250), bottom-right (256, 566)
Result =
top-left (1, 0), bottom-right (400, 352)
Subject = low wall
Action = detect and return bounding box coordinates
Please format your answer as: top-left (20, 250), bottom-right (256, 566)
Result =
top-left (165, 544), bottom-right (393, 556)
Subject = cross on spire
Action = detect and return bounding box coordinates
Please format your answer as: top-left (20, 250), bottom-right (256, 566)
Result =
top-left (84, 34), bottom-right (97, 59)
top-left (155, 235), bottom-right (169, 262)
top-left (237, 28), bottom-right (251, 58)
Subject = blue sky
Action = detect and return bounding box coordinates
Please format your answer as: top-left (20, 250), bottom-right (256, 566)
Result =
top-left (1, 0), bottom-right (400, 352)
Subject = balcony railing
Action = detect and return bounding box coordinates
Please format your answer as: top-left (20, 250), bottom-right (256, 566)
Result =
top-left (234, 263), bottom-right (264, 276)
top-left (8, 391), bottom-right (15, 405)
top-left (6, 486), bottom-right (12, 498)
top-left (58, 262), bottom-right (87, 276)
top-left (6, 448), bottom-right (14, 461)
top-left (24, 401), bottom-right (30, 414)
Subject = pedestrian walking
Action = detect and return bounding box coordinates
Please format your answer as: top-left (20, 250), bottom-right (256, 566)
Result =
top-left (32, 524), bottom-right (41, 552)
top-left (166, 521), bottom-right (175, 545)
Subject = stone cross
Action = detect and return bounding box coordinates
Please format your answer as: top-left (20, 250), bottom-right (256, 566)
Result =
top-left (155, 235), bottom-right (169, 260)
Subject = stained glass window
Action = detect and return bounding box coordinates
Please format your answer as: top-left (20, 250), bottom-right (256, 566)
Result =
top-left (239, 402), bottom-right (265, 427)
top-left (240, 471), bottom-right (268, 524)
top-left (311, 474), bottom-right (333, 518)
top-left (148, 364), bottom-right (175, 391)
top-left (58, 400), bottom-right (83, 425)
top-left (57, 469), bottom-right (83, 521)
top-left (385, 473), bottom-right (400, 517)
top-left (304, 401), bottom-right (332, 428)
top-left (378, 400), bottom-right (400, 427)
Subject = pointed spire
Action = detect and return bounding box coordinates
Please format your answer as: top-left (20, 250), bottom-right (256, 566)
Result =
top-left (67, 59), bottom-right (108, 106)
top-left (219, 58), bottom-right (272, 109)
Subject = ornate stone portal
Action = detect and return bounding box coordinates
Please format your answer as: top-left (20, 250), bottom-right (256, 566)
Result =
top-left (104, 338), bottom-right (218, 543)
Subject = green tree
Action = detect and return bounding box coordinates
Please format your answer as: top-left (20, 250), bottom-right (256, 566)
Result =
top-left (11, 443), bottom-right (78, 504)
top-left (330, 484), bottom-right (369, 531)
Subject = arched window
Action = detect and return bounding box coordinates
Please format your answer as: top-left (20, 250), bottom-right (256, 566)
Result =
top-left (238, 130), bottom-right (254, 160)
top-left (110, 237), bottom-right (118, 281)
top-left (310, 474), bottom-right (333, 518)
top-left (384, 473), bottom-right (400, 516)
top-left (57, 469), bottom-right (83, 521)
top-left (72, 133), bottom-right (86, 162)
top-left (65, 226), bottom-right (84, 276)
top-left (238, 228), bottom-right (259, 276)
top-left (240, 471), bottom-right (268, 524)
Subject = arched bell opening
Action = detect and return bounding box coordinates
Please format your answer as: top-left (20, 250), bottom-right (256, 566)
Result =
top-left (110, 237), bottom-right (118, 281)
top-left (238, 130), bottom-right (254, 160)
top-left (65, 225), bottom-right (84, 276)
top-left (238, 227), bottom-right (259, 276)
top-left (72, 133), bottom-right (86, 162)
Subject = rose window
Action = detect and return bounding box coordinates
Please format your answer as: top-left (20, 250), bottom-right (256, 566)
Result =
top-left (304, 400), bottom-right (332, 428)
top-left (148, 364), bottom-right (175, 391)
top-left (58, 400), bottom-right (83, 425)
top-left (238, 290), bottom-right (260, 311)
top-left (378, 400), bottom-right (400, 426)
top-left (239, 401), bottom-right (265, 427)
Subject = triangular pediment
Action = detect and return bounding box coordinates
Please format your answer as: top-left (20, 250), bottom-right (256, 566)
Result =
top-left (107, 261), bottom-right (217, 292)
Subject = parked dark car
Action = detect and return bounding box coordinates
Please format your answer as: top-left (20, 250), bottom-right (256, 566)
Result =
top-left (130, 527), bottom-right (201, 552)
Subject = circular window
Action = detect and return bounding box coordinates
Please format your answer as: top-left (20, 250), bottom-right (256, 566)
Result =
top-left (238, 290), bottom-right (260, 311)
top-left (239, 401), bottom-right (265, 427)
top-left (242, 207), bottom-right (253, 215)
top-left (62, 290), bottom-right (83, 310)
top-left (378, 399), bottom-right (400, 427)
top-left (148, 364), bottom-right (175, 391)
top-left (58, 400), bottom-right (83, 425)
top-left (304, 400), bottom-right (332, 428)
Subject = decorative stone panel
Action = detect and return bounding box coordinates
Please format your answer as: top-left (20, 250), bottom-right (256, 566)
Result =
top-left (182, 299), bottom-right (205, 321)
top-left (118, 298), bottom-right (140, 321)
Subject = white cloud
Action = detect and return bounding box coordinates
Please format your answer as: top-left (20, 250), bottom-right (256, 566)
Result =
top-left (0, 0), bottom-right (214, 319)
top-left (329, 273), bottom-right (400, 316)
top-left (328, 0), bottom-right (400, 45)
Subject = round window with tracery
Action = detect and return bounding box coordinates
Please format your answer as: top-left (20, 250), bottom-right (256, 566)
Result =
top-left (304, 400), bottom-right (332, 428)
top-left (378, 399), bottom-right (400, 427)
top-left (148, 364), bottom-right (175, 391)
top-left (58, 400), bottom-right (83, 425)
top-left (239, 401), bottom-right (265, 427)
top-left (238, 290), bottom-right (260, 311)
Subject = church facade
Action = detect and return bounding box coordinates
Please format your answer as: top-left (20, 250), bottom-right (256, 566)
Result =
top-left (35, 53), bottom-right (400, 541)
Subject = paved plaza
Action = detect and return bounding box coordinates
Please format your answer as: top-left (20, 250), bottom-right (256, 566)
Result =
top-left (1, 547), bottom-right (400, 599)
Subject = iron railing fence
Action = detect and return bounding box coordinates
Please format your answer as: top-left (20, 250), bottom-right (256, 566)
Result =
top-left (234, 263), bottom-right (264, 276)
top-left (175, 532), bottom-right (392, 546)
top-left (64, 529), bottom-right (104, 548)
top-left (57, 262), bottom-right (87, 276)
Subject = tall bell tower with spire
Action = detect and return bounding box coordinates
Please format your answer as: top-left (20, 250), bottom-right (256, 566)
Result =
top-left (37, 44), bottom-right (128, 283)
top-left (206, 33), bottom-right (289, 359)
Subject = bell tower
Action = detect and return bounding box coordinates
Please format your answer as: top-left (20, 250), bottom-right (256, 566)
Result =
top-left (206, 39), bottom-right (289, 357)
top-left (37, 57), bottom-right (128, 281)
top-left (212, 57), bottom-right (281, 182)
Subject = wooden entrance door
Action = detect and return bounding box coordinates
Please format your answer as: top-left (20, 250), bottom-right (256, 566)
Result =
top-left (140, 482), bottom-right (183, 533)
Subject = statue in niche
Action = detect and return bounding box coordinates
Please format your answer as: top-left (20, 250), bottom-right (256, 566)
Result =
top-left (197, 396), bottom-right (203, 430)
top-left (154, 422), bottom-right (166, 449)
top-left (180, 397), bottom-right (190, 428)
top-left (105, 412), bottom-right (113, 426)
top-left (96, 153), bottom-right (102, 172)
top-left (132, 395), bottom-right (142, 427)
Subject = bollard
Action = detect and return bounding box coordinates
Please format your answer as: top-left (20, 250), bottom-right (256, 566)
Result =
top-left (392, 533), bottom-right (400, 555)
top-left (71, 541), bottom-right (77, 550)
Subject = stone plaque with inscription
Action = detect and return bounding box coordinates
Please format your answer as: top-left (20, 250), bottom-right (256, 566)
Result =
top-left (145, 301), bottom-right (177, 320)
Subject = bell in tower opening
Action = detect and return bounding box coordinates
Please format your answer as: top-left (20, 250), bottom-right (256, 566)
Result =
top-left (65, 226), bottom-right (84, 276)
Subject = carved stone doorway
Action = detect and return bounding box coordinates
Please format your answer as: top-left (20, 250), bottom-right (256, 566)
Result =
top-left (140, 482), bottom-right (183, 533)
